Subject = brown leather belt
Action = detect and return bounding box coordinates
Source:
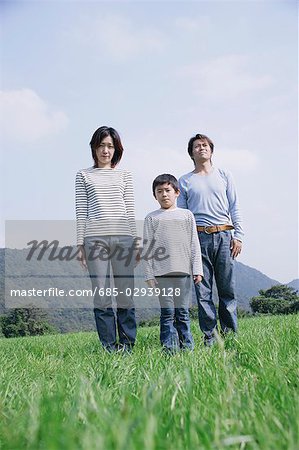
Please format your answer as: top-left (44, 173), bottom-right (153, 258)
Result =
top-left (197, 224), bottom-right (234, 234)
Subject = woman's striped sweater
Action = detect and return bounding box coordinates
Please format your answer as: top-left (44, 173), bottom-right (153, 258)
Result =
top-left (75, 167), bottom-right (137, 245)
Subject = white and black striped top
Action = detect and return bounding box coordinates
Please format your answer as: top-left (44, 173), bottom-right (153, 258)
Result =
top-left (75, 167), bottom-right (137, 245)
top-left (143, 207), bottom-right (203, 280)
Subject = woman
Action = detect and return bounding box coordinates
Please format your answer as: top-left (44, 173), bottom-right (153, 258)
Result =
top-left (75, 126), bottom-right (138, 352)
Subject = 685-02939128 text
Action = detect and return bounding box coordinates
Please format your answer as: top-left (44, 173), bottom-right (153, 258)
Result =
top-left (92, 287), bottom-right (181, 297)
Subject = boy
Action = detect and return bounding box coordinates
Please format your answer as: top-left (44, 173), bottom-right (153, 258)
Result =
top-left (143, 174), bottom-right (203, 352)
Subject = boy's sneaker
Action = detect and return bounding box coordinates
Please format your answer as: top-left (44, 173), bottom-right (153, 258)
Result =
top-left (162, 346), bottom-right (179, 355)
top-left (203, 337), bottom-right (216, 347)
top-left (180, 345), bottom-right (194, 352)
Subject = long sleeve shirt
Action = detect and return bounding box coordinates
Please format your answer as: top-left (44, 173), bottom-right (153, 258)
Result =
top-left (142, 207), bottom-right (203, 281)
top-left (178, 167), bottom-right (244, 241)
top-left (75, 167), bottom-right (137, 245)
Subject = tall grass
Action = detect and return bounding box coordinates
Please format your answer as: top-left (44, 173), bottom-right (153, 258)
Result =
top-left (0, 315), bottom-right (298, 450)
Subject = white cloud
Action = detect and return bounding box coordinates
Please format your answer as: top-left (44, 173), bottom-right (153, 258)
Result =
top-left (213, 148), bottom-right (258, 172)
top-left (126, 145), bottom-right (192, 187)
top-left (174, 16), bottom-right (211, 31)
top-left (0, 89), bottom-right (69, 143)
top-left (178, 55), bottom-right (274, 100)
top-left (70, 14), bottom-right (166, 60)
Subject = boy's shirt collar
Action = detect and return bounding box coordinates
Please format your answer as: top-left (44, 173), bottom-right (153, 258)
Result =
top-left (159, 206), bottom-right (178, 212)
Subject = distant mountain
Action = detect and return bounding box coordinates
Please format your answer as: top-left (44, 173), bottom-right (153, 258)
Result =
top-left (234, 262), bottom-right (279, 310)
top-left (0, 248), bottom-right (282, 332)
top-left (287, 279), bottom-right (299, 292)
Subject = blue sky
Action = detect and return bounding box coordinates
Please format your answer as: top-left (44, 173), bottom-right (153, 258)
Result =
top-left (1, 0), bottom-right (298, 283)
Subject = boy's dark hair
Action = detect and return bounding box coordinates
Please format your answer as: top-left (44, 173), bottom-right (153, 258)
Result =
top-left (152, 174), bottom-right (179, 197)
top-left (187, 133), bottom-right (214, 162)
top-left (90, 126), bottom-right (124, 168)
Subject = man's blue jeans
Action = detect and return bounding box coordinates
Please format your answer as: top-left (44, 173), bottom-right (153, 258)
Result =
top-left (195, 230), bottom-right (237, 342)
top-left (85, 236), bottom-right (137, 351)
top-left (156, 275), bottom-right (194, 351)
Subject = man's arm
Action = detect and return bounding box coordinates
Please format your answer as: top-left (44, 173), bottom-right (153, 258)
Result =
top-left (225, 170), bottom-right (244, 258)
top-left (225, 171), bottom-right (244, 241)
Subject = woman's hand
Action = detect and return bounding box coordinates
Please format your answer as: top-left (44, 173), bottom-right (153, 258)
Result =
top-left (77, 245), bottom-right (87, 270)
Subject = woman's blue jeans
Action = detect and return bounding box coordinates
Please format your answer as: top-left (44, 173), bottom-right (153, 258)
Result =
top-left (85, 235), bottom-right (137, 351)
top-left (195, 230), bottom-right (237, 342)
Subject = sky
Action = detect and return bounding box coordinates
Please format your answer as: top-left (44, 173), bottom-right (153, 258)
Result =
top-left (1, 0), bottom-right (298, 284)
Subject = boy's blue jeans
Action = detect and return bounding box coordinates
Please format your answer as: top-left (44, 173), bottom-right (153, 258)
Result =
top-left (195, 230), bottom-right (237, 342)
top-left (156, 274), bottom-right (194, 351)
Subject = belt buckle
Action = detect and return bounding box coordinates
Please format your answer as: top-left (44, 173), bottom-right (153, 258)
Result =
top-left (204, 226), bottom-right (212, 234)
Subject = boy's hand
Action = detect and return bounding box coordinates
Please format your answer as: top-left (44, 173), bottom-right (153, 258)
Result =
top-left (146, 279), bottom-right (158, 288)
top-left (193, 275), bottom-right (202, 284)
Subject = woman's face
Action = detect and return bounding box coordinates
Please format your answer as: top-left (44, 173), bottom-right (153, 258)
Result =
top-left (95, 135), bottom-right (115, 168)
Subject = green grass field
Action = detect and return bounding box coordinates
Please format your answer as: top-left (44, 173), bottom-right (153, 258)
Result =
top-left (0, 315), bottom-right (298, 450)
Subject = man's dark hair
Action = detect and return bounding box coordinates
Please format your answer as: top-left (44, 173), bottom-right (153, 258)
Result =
top-left (90, 126), bottom-right (124, 168)
top-left (152, 174), bottom-right (179, 197)
top-left (187, 133), bottom-right (214, 162)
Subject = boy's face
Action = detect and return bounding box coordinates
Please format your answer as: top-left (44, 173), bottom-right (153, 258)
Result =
top-left (154, 183), bottom-right (179, 209)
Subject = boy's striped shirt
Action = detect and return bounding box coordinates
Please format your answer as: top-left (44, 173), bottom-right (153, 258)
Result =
top-left (143, 207), bottom-right (203, 280)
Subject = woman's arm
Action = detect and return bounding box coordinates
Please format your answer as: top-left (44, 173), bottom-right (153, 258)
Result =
top-left (75, 171), bottom-right (88, 246)
top-left (123, 171), bottom-right (138, 238)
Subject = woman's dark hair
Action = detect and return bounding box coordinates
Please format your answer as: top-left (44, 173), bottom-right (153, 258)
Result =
top-left (187, 133), bottom-right (214, 162)
top-left (90, 126), bottom-right (124, 168)
top-left (152, 174), bottom-right (179, 197)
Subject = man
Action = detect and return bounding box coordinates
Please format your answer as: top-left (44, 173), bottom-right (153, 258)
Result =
top-left (178, 133), bottom-right (244, 346)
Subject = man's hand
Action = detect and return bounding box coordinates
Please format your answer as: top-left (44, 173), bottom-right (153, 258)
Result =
top-left (146, 279), bottom-right (158, 288)
top-left (193, 275), bottom-right (202, 285)
top-left (230, 239), bottom-right (242, 259)
top-left (77, 245), bottom-right (87, 270)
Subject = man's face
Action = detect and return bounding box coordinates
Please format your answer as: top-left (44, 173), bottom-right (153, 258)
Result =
top-left (154, 183), bottom-right (179, 209)
top-left (192, 138), bottom-right (212, 163)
